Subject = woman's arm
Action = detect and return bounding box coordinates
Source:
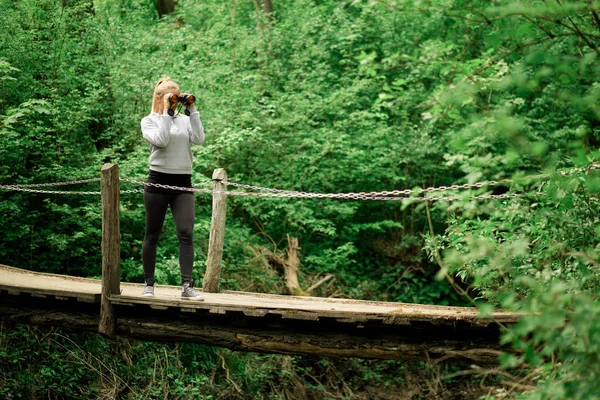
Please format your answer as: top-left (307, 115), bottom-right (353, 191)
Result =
top-left (141, 113), bottom-right (172, 147)
top-left (187, 107), bottom-right (205, 145)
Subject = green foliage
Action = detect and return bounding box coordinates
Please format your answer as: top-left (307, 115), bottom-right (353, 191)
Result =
top-left (1, 0), bottom-right (600, 397)
top-left (423, 1), bottom-right (600, 389)
top-left (0, 324), bottom-right (468, 399)
top-left (435, 166), bottom-right (600, 399)
top-left (0, 0), bottom-right (466, 302)
top-left (0, 325), bottom-right (105, 399)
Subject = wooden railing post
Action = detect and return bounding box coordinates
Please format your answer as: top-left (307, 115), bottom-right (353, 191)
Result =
top-left (203, 168), bottom-right (227, 293)
top-left (99, 163), bottom-right (121, 338)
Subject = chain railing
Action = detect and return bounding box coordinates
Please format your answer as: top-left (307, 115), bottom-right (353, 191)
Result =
top-left (0, 178), bottom-right (102, 195)
top-left (0, 178), bottom-right (213, 196)
top-left (4, 178), bottom-right (100, 188)
top-left (120, 179), bottom-right (524, 201)
top-left (222, 179), bottom-right (514, 199)
top-left (0, 163), bottom-right (598, 201)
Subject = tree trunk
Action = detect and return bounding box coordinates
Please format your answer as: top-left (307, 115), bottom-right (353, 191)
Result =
top-left (262, 0), bottom-right (273, 16)
top-left (266, 236), bottom-right (305, 295)
top-left (61, 0), bottom-right (95, 16)
top-left (156, 0), bottom-right (176, 19)
top-left (253, 0), bottom-right (274, 28)
top-left (284, 235), bottom-right (303, 295)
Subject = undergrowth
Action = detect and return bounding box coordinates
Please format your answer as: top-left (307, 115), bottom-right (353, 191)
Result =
top-left (0, 323), bottom-right (509, 400)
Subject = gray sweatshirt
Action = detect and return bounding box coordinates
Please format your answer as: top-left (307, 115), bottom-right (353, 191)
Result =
top-left (141, 107), bottom-right (205, 174)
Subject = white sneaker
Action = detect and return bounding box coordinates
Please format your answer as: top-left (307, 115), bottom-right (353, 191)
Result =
top-left (181, 282), bottom-right (204, 300)
top-left (142, 285), bottom-right (154, 296)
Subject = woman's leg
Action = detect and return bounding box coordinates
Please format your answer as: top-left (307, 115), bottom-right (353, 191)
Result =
top-left (171, 192), bottom-right (195, 284)
top-left (142, 191), bottom-right (170, 284)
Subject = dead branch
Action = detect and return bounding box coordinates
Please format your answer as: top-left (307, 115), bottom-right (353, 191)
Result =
top-left (305, 274), bottom-right (334, 294)
top-left (262, 236), bottom-right (306, 296)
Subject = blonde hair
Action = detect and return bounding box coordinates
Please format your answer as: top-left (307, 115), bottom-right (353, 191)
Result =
top-left (151, 77), bottom-right (180, 113)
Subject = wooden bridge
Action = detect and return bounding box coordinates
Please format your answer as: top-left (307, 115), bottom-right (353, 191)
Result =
top-left (0, 165), bottom-right (522, 364)
top-left (0, 264), bottom-right (519, 364)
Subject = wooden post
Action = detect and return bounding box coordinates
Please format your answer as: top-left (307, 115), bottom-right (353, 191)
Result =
top-left (203, 168), bottom-right (227, 293)
top-left (98, 163), bottom-right (121, 338)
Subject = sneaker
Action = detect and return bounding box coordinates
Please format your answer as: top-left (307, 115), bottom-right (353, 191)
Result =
top-left (181, 282), bottom-right (204, 300)
top-left (142, 285), bottom-right (154, 296)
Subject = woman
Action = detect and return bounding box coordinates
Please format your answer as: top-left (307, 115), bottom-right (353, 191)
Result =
top-left (140, 77), bottom-right (205, 299)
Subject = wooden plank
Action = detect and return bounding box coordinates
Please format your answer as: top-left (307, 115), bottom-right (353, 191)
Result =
top-left (0, 264), bottom-right (522, 328)
top-left (336, 317), bottom-right (370, 324)
top-left (244, 310), bottom-right (268, 317)
top-left (0, 284), bottom-right (98, 303)
top-left (280, 311), bottom-right (319, 321)
top-left (109, 291), bottom-right (514, 327)
top-left (0, 265), bottom-right (102, 303)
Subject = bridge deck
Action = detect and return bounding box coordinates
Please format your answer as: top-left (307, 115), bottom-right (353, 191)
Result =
top-left (0, 264), bottom-right (517, 327)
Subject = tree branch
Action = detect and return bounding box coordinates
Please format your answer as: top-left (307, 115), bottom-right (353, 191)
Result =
top-left (465, 33), bottom-right (585, 80)
top-left (566, 15), bottom-right (600, 56)
top-left (591, 10), bottom-right (600, 31)
top-left (521, 14), bottom-right (556, 38)
top-left (556, 0), bottom-right (600, 56)
top-left (305, 274), bottom-right (334, 294)
top-left (376, 0), bottom-right (491, 24)
top-left (537, 15), bottom-right (600, 39)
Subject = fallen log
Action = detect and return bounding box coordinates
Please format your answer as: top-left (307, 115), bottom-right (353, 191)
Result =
top-left (0, 296), bottom-right (510, 365)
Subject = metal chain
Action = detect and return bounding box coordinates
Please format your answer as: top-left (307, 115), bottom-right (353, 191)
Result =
top-left (223, 179), bottom-right (510, 196)
top-left (2, 182), bottom-right (520, 201)
top-left (0, 178), bottom-right (102, 195)
top-left (120, 179), bottom-right (213, 194)
top-left (1, 163), bottom-right (596, 200)
top-left (217, 163), bottom-right (599, 199)
top-left (0, 178), bottom-right (100, 188)
top-left (0, 186), bottom-right (101, 195)
top-left (221, 163), bottom-right (599, 196)
top-left (121, 179), bottom-right (524, 202)
top-left (121, 189), bottom-right (144, 194)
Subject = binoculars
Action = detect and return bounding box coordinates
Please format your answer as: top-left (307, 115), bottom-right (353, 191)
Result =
top-left (167, 94), bottom-right (196, 116)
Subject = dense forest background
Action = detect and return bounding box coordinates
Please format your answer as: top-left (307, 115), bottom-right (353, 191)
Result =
top-left (0, 0), bottom-right (599, 398)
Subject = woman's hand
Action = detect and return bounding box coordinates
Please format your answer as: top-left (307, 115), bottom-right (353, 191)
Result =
top-left (163, 93), bottom-right (178, 112)
top-left (179, 93), bottom-right (195, 108)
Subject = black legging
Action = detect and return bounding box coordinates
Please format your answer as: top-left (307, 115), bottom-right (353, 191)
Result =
top-left (142, 190), bottom-right (195, 285)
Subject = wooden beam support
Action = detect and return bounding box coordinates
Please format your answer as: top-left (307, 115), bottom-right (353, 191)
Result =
top-left (203, 168), bottom-right (227, 293)
top-left (0, 301), bottom-right (508, 365)
top-left (99, 163), bottom-right (121, 338)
